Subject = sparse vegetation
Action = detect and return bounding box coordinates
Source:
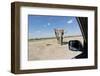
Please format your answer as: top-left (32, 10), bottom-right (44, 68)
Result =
top-left (28, 35), bottom-right (82, 41)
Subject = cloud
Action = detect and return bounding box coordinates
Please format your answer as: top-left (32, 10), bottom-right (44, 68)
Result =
top-left (36, 31), bottom-right (41, 33)
top-left (47, 23), bottom-right (50, 26)
top-left (67, 19), bottom-right (73, 24)
top-left (43, 23), bottom-right (51, 28)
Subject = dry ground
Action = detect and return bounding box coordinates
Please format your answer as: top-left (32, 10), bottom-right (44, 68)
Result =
top-left (28, 36), bottom-right (83, 61)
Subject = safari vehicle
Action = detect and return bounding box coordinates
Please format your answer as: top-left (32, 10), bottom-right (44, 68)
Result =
top-left (68, 17), bottom-right (88, 58)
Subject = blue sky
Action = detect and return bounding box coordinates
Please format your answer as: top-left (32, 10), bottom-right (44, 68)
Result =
top-left (28, 15), bottom-right (82, 39)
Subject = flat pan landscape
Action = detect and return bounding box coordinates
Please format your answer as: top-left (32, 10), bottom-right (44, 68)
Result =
top-left (28, 36), bottom-right (83, 61)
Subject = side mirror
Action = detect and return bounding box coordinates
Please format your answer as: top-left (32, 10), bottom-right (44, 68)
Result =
top-left (68, 40), bottom-right (83, 51)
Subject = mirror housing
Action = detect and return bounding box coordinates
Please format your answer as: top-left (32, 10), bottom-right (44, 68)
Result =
top-left (68, 40), bottom-right (83, 51)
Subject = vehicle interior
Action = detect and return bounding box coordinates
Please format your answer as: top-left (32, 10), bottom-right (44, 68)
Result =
top-left (69, 17), bottom-right (88, 58)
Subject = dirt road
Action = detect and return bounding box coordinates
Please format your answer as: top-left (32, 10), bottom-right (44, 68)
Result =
top-left (28, 36), bottom-right (83, 60)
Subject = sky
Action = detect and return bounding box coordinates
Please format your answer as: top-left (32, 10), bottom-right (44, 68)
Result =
top-left (28, 15), bottom-right (82, 39)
